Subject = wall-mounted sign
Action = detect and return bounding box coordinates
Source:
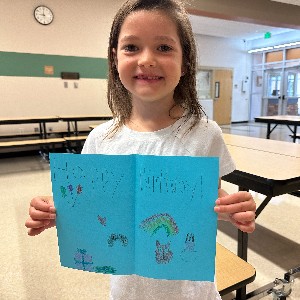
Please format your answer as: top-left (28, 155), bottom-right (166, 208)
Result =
top-left (44, 65), bottom-right (54, 75)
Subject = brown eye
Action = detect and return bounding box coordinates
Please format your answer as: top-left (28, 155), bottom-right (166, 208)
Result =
top-left (158, 45), bottom-right (172, 52)
top-left (124, 44), bottom-right (138, 52)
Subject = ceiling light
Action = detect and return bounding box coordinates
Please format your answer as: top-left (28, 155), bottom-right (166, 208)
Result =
top-left (248, 41), bottom-right (300, 53)
top-left (248, 47), bottom-right (274, 53)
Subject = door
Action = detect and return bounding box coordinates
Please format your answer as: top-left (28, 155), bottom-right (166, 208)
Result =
top-left (213, 69), bottom-right (233, 125)
top-left (263, 68), bottom-right (300, 116)
top-left (263, 70), bottom-right (282, 116)
top-left (283, 68), bottom-right (300, 115)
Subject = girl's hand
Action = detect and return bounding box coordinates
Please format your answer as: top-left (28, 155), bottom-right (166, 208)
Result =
top-left (214, 190), bottom-right (256, 233)
top-left (25, 196), bottom-right (56, 236)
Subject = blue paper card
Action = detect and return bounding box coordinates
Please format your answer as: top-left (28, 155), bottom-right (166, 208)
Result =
top-left (50, 153), bottom-right (219, 281)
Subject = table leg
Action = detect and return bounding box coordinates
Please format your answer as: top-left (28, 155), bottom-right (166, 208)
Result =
top-left (237, 186), bottom-right (249, 261)
top-left (74, 121), bottom-right (78, 136)
top-left (238, 230), bottom-right (248, 261)
top-left (236, 232), bottom-right (248, 300)
top-left (39, 123), bottom-right (43, 139)
top-left (67, 121), bottom-right (71, 137)
top-left (42, 122), bottom-right (47, 139)
top-left (293, 125), bottom-right (297, 143)
top-left (266, 123), bottom-right (271, 139)
top-left (234, 229), bottom-right (249, 300)
top-left (266, 123), bottom-right (278, 139)
top-left (235, 187), bottom-right (249, 300)
top-left (236, 285), bottom-right (247, 300)
top-left (256, 195), bottom-right (272, 218)
top-left (68, 121), bottom-right (78, 136)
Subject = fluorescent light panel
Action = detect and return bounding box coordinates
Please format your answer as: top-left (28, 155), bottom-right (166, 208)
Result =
top-left (248, 41), bottom-right (300, 53)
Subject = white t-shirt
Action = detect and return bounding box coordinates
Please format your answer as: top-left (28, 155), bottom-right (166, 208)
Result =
top-left (82, 116), bottom-right (235, 300)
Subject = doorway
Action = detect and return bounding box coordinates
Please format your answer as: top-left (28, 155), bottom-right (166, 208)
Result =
top-left (262, 67), bottom-right (300, 116)
top-left (213, 69), bottom-right (233, 125)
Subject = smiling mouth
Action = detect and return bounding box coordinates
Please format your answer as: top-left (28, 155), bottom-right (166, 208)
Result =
top-left (134, 75), bottom-right (163, 80)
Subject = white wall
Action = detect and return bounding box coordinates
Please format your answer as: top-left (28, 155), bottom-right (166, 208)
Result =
top-left (0, 0), bottom-right (121, 56)
top-left (0, 0), bottom-right (253, 136)
top-left (0, 0), bottom-right (124, 134)
top-left (195, 34), bottom-right (252, 122)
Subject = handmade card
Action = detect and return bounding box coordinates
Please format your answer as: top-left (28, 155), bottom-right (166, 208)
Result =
top-left (50, 153), bottom-right (219, 281)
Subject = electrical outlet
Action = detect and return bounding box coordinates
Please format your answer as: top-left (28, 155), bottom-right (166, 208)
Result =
top-left (34, 127), bottom-right (39, 132)
top-left (49, 127), bottom-right (53, 132)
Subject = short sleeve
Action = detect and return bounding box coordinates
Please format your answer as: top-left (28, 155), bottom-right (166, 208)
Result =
top-left (207, 124), bottom-right (236, 177)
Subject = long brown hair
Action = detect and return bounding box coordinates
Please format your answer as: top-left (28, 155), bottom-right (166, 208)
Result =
top-left (107, 0), bottom-right (204, 135)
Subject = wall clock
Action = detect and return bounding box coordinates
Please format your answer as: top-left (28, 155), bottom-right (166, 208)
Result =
top-left (34, 5), bottom-right (54, 25)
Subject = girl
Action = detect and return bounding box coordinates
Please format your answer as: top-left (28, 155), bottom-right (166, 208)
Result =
top-left (26, 0), bottom-right (256, 299)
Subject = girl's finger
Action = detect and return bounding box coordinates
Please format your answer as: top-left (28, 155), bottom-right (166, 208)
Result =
top-left (229, 214), bottom-right (255, 233)
top-left (29, 206), bottom-right (56, 220)
top-left (234, 221), bottom-right (255, 233)
top-left (25, 218), bottom-right (49, 229)
top-left (27, 227), bottom-right (47, 236)
top-left (216, 191), bottom-right (252, 205)
top-left (230, 211), bottom-right (256, 223)
top-left (215, 199), bottom-right (256, 214)
top-left (30, 197), bottom-right (55, 213)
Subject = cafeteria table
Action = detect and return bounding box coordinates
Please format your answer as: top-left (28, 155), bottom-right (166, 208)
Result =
top-left (0, 116), bottom-right (60, 139)
top-left (59, 115), bottom-right (112, 136)
top-left (254, 115), bottom-right (300, 143)
top-left (222, 134), bottom-right (300, 299)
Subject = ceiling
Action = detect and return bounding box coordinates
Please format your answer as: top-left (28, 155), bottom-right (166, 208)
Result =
top-left (189, 0), bottom-right (300, 41)
top-left (270, 0), bottom-right (300, 5)
top-left (189, 15), bottom-right (296, 40)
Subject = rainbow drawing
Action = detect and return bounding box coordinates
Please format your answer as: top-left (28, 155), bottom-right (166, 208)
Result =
top-left (140, 213), bottom-right (179, 237)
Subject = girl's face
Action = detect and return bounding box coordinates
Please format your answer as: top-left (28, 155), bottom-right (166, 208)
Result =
top-left (115, 10), bottom-right (184, 107)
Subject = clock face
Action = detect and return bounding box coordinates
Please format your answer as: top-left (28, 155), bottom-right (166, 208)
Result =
top-left (34, 6), bottom-right (54, 25)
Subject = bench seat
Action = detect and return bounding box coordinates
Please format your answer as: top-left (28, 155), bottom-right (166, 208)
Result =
top-left (0, 138), bottom-right (65, 148)
top-left (64, 136), bottom-right (88, 153)
top-left (63, 135), bottom-right (88, 142)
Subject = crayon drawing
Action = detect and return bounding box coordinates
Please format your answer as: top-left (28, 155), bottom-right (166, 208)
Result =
top-left (155, 241), bottom-right (173, 264)
top-left (94, 266), bottom-right (117, 274)
top-left (107, 234), bottom-right (129, 247)
top-left (139, 213), bottom-right (179, 237)
top-left (50, 153), bottom-right (219, 281)
top-left (180, 233), bottom-right (198, 263)
top-left (183, 233), bottom-right (196, 252)
top-left (74, 248), bottom-right (93, 271)
top-left (97, 215), bottom-right (107, 227)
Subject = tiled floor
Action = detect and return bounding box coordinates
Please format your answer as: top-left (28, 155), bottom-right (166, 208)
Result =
top-left (221, 121), bottom-right (300, 144)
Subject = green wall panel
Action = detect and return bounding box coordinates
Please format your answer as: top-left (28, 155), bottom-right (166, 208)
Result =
top-left (0, 51), bottom-right (108, 79)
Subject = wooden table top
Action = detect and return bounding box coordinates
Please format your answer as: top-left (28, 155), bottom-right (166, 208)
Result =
top-left (227, 144), bottom-right (300, 181)
top-left (0, 116), bottom-right (60, 124)
top-left (223, 133), bottom-right (300, 158)
top-left (216, 243), bottom-right (255, 294)
top-left (255, 115), bottom-right (300, 124)
top-left (59, 115), bottom-right (112, 121)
